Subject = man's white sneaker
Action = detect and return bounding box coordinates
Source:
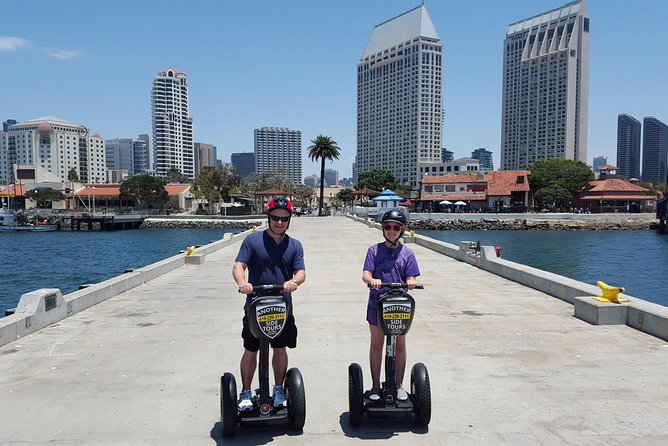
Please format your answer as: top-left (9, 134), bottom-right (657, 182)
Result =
top-left (237, 389), bottom-right (253, 412)
top-left (396, 387), bottom-right (408, 401)
top-left (272, 385), bottom-right (287, 408)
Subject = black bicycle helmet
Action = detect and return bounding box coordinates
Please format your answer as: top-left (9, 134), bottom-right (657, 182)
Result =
top-left (380, 208), bottom-right (408, 226)
top-left (267, 196), bottom-right (293, 213)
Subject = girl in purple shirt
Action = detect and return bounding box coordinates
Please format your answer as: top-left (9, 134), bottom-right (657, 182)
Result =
top-left (362, 209), bottom-right (420, 402)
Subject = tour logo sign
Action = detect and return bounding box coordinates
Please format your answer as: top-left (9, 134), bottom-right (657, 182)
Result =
top-left (382, 302), bottom-right (412, 336)
top-left (255, 303), bottom-right (287, 339)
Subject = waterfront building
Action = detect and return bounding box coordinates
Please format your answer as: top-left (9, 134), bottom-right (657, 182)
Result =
top-left (151, 67), bottom-right (194, 179)
top-left (3, 119), bottom-right (17, 132)
top-left (501, 0), bottom-right (590, 170)
top-left (442, 148), bottom-right (454, 163)
top-left (641, 117), bottom-right (668, 185)
top-left (356, 4), bottom-right (443, 189)
top-left (105, 137), bottom-right (149, 177)
top-left (0, 116), bottom-right (106, 185)
top-left (137, 134), bottom-right (151, 173)
top-left (420, 158), bottom-right (480, 177)
top-left (193, 142), bottom-right (217, 176)
top-left (230, 152), bottom-right (255, 179)
top-left (254, 127), bottom-right (302, 185)
top-left (324, 168), bottom-right (339, 187)
top-left (471, 148), bottom-right (494, 171)
top-left (616, 114), bottom-right (641, 180)
top-left (577, 177), bottom-right (655, 213)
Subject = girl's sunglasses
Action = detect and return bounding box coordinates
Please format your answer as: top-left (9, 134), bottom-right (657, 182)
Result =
top-left (383, 224), bottom-right (403, 231)
top-left (269, 215), bottom-right (290, 222)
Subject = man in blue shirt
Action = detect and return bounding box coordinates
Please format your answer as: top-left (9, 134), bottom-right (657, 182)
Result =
top-left (232, 197), bottom-right (306, 411)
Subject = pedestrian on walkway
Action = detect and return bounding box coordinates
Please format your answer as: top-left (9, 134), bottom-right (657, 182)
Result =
top-left (232, 196), bottom-right (306, 412)
top-left (362, 208), bottom-right (420, 402)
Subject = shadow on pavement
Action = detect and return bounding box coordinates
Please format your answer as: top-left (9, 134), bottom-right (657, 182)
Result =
top-left (210, 422), bottom-right (303, 445)
top-left (338, 412), bottom-right (428, 439)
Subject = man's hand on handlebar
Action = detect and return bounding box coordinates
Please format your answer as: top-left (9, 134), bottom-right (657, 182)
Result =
top-left (283, 279), bottom-right (298, 293)
top-left (237, 283), bottom-right (253, 294)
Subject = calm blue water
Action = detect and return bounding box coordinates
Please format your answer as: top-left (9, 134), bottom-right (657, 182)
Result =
top-left (1, 228), bottom-right (240, 312)
top-left (421, 230), bottom-right (668, 308)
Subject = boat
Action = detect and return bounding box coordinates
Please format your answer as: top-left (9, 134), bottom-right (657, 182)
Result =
top-left (0, 208), bottom-right (60, 232)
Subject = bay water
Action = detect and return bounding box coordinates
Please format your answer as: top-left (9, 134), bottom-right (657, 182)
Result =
top-left (1, 228), bottom-right (240, 312)
top-left (421, 229), bottom-right (668, 307)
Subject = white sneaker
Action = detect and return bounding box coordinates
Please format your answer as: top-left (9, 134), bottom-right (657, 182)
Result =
top-left (368, 388), bottom-right (381, 401)
top-left (272, 385), bottom-right (287, 408)
top-left (396, 387), bottom-right (408, 401)
top-left (237, 389), bottom-right (253, 412)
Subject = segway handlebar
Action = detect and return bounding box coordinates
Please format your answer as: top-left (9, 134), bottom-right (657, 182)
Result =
top-left (252, 284), bottom-right (285, 292)
top-left (368, 282), bottom-right (424, 289)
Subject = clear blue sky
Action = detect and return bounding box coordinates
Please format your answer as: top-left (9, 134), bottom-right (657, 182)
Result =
top-left (2, 0), bottom-right (667, 179)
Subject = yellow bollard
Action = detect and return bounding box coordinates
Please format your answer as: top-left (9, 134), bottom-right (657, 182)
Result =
top-left (185, 246), bottom-right (195, 256)
top-left (593, 280), bottom-right (628, 303)
top-left (410, 230), bottom-right (415, 237)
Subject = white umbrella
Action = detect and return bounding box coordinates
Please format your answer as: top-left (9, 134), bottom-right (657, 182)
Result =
top-left (439, 200), bottom-right (452, 205)
top-left (454, 201), bottom-right (467, 206)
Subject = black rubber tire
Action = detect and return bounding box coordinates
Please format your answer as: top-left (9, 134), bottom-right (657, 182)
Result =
top-left (348, 363), bottom-right (364, 427)
top-left (220, 373), bottom-right (238, 437)
top-left (411, 363), bottom-right (431, 426)
top-left (286, 367), bottom-right (306, 430)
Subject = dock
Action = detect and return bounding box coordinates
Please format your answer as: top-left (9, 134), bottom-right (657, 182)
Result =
top-left (1, 216), bottom-right (667, 445)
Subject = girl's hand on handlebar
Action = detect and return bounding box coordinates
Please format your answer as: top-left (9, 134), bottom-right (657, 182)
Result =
top-left (238, 283), bottom-right (253, 294)
top-left (369, 278), bottom-right (382, 289)
top-left (406, 278), bottom-right (417, 290)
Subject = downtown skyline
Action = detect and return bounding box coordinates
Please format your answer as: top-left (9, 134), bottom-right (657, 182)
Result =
top-left (2, 0), bottom-right (668, 179)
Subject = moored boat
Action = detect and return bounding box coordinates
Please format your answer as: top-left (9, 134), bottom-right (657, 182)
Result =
top-left (0, 208), bottom-right (60, 232)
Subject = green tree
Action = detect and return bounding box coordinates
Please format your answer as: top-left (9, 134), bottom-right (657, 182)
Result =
top-left (335, 187), bottom-right (355, 208)
top-left (533, 184), bottom-right (572, 211)
top-left (293, 184), bottom-right (315, 210)
top-left (25, 188), bottom-right (66, 208)
top-left (357, 169), bottom-right (399, 192)
top-left (166, 167), bottom-right (189, 184)
top-left (67, 168), bottom-right (79, 182)
top-left (307, 135), bottom-right (341, 216)
top-left (529, 159), bottom-right (594, 210)
top-left (119, 174), bottom-right (169, 209)
top-left (240, 171), bottom-right (295, 212)
top-left (190, 166), bottom-right (240, 215)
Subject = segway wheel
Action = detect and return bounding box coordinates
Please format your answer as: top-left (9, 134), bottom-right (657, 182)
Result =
top-left (285, 367), bottom-right (306, 430)
top-left (348, 363), bottom-right (364, 427)
top-left (410, 363), bottom-right (431, 426)
top-left (220, 373), bottom-right (238, 437)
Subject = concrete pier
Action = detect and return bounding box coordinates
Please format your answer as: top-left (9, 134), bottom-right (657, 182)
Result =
top-left (1, 216), bottom-right (667, 445)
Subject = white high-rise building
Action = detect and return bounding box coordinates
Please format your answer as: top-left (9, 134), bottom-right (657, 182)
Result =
top-left (0, 116), bottom-right (106, 184)
top-left (356, 4), bottom-right (443, 188)
top-left (501, 0), bottom-right (590, 170)
top-left (254, 127), bottom-right (302, 185)
top-left (151, 67), bottom-right (194, 179)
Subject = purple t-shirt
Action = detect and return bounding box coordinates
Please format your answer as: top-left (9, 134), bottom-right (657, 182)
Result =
top-left (363, 243), bottom-right (420, 310)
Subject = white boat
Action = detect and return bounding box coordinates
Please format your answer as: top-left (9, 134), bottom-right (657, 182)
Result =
top-left (0, 208), bottom-right (60, 232)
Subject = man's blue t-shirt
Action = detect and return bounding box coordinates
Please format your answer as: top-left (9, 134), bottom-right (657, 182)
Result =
top-left (235, 230), bottom-right (305, 309)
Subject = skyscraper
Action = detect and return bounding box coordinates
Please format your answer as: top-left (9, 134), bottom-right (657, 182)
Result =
top-left (356, 4), bottom-right (443, 188)
top-left (471, 148), bottom-right (494, 171)
top-left (641, 117), bottom-right (668, 185)
top-left (254, 127), bottom-right (302, 185)
top-left (324, 168), bottom-right (339, 187)
top-left (592, 155), bottom-right (607, 173)
top-left (151, 67), bottom-right (194, 179)
top-left (105, 137), bottom-right (149, 177)
top-left (193, 142), bottom-right (217, 176)
top-left (231, 152), bottom-right (255, 179)
top-left (501, 0), bottom-right (590, 170)
top-left (616, 114), bottom-right (641, 179)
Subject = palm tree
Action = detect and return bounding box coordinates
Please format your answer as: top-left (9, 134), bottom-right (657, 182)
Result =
top-left (307, 135), bottom-right (341, 216)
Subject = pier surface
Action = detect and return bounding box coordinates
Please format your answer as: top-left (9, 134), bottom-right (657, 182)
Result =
top-left (1, 216), bottom-right (667, 445)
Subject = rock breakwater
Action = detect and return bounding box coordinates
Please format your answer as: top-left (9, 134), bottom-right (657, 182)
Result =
top-left (142, 218), bottom-right (261, 230)
top-left (409, 218), bottom-right (658, 231)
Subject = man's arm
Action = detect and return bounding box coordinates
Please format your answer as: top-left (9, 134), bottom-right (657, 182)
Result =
top-left (233, 261), bottom-right (252, 294)
top-left (283, 269), bottom-right (306, 293)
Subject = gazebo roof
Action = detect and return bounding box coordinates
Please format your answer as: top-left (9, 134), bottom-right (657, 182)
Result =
top-left (350, 187), bottom-right (380, 197)
top-left (255, 189), bottom-right (291, 196)
top-left (372, 189), bottom-right (404, 201)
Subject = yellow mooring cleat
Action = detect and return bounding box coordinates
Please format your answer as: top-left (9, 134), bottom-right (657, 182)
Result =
top-left (594, 280), bottom-right (628, 303)
top-left (185, 246), bottom-right (195, 256)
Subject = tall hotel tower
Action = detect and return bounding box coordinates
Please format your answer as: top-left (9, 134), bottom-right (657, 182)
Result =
top-left (356, 5), bottom-right (443, 188)
top-left (151, 67), bottom-right (194, 179)
top-left (254, 127), bottom-right (302, 185)
top-left (501, 1), bottom-right (590, 170)
top-left (616, 114), bottom-right (641, 179)
top-left (641, 117), bottom-right (668, 185)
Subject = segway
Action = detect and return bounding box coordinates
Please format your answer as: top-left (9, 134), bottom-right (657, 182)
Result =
top-left (220, 285), bottom-right (306, 437)
top-left (348, 282), bottom-right (431, 427)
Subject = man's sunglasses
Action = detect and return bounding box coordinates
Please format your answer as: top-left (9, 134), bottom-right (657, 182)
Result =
top-left (383, 224), bottom-right (403, 231)
top-left (269, 215), bottom-right (290, 222)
